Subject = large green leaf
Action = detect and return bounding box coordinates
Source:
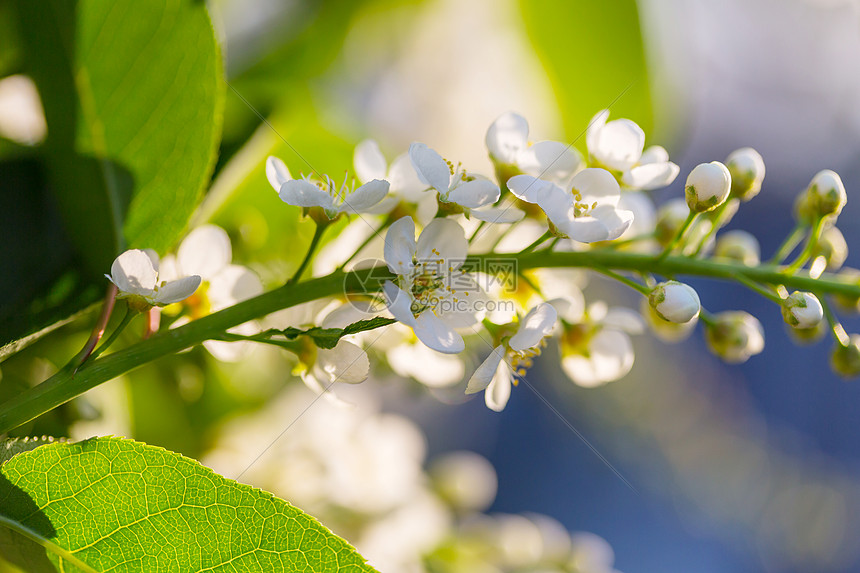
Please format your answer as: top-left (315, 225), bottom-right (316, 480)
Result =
top-left (519, 0), bottom-right (653, 146)
top-left (1, 0), bottom-right (223, 358)
top-left (0, 437), bottom-right (376, 572)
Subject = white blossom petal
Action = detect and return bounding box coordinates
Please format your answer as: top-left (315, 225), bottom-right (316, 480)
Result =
top-left (316, 340), bottom-right (370, 384)
top-left (387, 152), bottom-right (426, 199)
top-left (412, 311), bottom-right (465, 354)
top-left (279, 179), bottom-right (335, 211)
top-left (384, 281), bottom-right (418, 328)
top-left (388, 342), bottom-right (464, 388)
top-left (340, 179), bottom-right (390, 213)
top-left (570, 168), bottom-right (621, 205)
top-left (559, 205), bottom-right (633, 243)
top-left (485, 361), bottom-right (512, 412)
top-left (204, 320), bottom-right (258, 362)
top-left (561, 330), bottom-right (634, 388)
top-left (177, 224), bottom-right (232, 279)
top-left (517, 140), bottom-right (582, 184)
top-left (354, 139), bottom-right (388, 183)
top-left (110, 249), bottom-right (158, 294)
top-left (207, 265), bottom-right (263, 310)
top-left (588, 113), bottom-right (645, 172)
top-left (623, 162), bottom-right (680, 190)
top-left (409, 142), bottom-right (451, 192)
top-left (602, 307), bottom-right (646, 334)
top-left (384, 216), bottom-right (417, 276)
top-left (446, 179), bottom-right (500, 209)
top-left (509, 303), bottom-right (557, 351)
top-left (466, 346), bottom-right (505, 394)
top-left (507, 174), bottom-right (550, 204)
top-left (486, 111), bottom-right (528, 164)
top-left (266, 156), bottom-right (291, 193)
top-left (416, 218), bottom-right (467, 265)
top-left (154, 275), bottom-right (201, 305)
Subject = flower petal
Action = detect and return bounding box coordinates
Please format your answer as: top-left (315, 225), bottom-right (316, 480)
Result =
top-left (559, 205), bottom-right (633, 243)
top-left (517, 140), bottom-right (582, 184)
top-left (340, 179), bottom-right (390, 213)
top-left (316, 340), bottom-right (370, 384)
top-left (622, 161), bottom-right (679, 190)
top-left (412, 311), bottom-right (465, 354)
top-left (485, 361), bottom-right (512, 412)
top-left (266, 156), bottom-right (291, 193)
top-left (177, 224), bottom-right (232, 278)
top-left (485, 111), bottom-right (528, 164)
top-left (110, 249), bottom-right (158, 294)
top-left (154, 275), bottom-right (201, 305)
top-left (388, 342), bottom-right (464, 388)
top-left (466, 346), bottom-right (505, 394)
top-left (509, 303), bottom-right (557, 351)
top-left (353, 139), bottom-right (388, 183)
top-left (469, 206), bottom-right (525, 224)
top-left (384, 216), bottom-right (417, 276)
top-left (585, 109), bottom-right (609, 157)
top-left (561, 329), bottom-right (634, 387)
top-left (387, 152), bottom-right (427, 199)
top-left (570, 168), bottom-right (621, 205)
top-left (602, 307), bottom-right (646, 334)
top-left (384, 281), bottom-right (418, 328)
top-left (507, 174), bottom-right (548, 204)
top-left (446, 178), bottom-right (500, 209)
top-left (409, 142), bottom-right (451, 193)
top-left (589, 114), bottom-right (645, 171)
top-left (207, 265), bottom-right (263, 310)
top-left (279, 179), bottom-right (334, 210)
top-left (416, 218), bottom-right (468, 265)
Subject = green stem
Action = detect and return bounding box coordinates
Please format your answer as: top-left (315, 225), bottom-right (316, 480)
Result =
top-left (289, 222), bottom-right (328, 284)
top-left (786, 217), bottom-right (826, 273)
top-left (768, 223), bottom-right (807, 265)
top-left (4, 250), bottom-right (860, 434)
top-left (87, 306), bottom-right (136, 363)
top-left (692, 199), bottom-right (736, 256)
top-left (522, 231), bottom-right (552, 254)
top-left (699, 308), bottom-right (717, 327)
top-left (594, 267), bottom-right (651, 295)
top-left (657, 211), bottom-right (698, 262)
top-left (468, 221), bottom-right (486, 242)
top-left (821, 297), bottom-right (849, 347)
top-left (734, 274), bottom-right (786, 305)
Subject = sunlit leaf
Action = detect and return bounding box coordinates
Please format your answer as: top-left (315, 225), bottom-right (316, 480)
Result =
top-left (0, 437), bottom-right (377, 572)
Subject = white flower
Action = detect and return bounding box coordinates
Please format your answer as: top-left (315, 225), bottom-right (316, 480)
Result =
top-left (466, 303), bottom-right (557, 412)
top-left (726, 147), bottom-right (765, 201)
top-left (587, 109), bottom-right (678, 190)
top-left (485, 111), bottom-right (582, 183)
top-left (267, 155), bottom-right (390, 219)
top-left (685, 161), bottom-right (732, 212)
top-left (159, 225), bottom-right (264, 361)
top-left (354, 140), bottom-right (436, 220)
top-left (705, 311), bottom-right (765, 364)
top-left (782, 291), bottom-right (824, 329)
top-left (107, 249), bottom-right (201, 311)
top-left (508, 168), bottom-right (634, 242)
top-left (409, 143), bottom-right (523, 223)
top-left (383, 216), bottom-right (483, 354)
top-left (300, 339), bottom-right (371, 405)
top-left (556, 301), bottom-right (644, 388)
top-left (807, 169), bottom-right (847, 218)
top-left (648, 281), bottom-right (701, 324)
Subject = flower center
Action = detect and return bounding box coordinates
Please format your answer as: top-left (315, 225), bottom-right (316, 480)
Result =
top-left (571, 187), bottom-right (598, 218)
top-left (404, 247), bottom-right (459, 317)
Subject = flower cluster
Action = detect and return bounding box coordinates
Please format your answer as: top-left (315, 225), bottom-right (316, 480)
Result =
top-left (102, 108), bottom-right (860, 414)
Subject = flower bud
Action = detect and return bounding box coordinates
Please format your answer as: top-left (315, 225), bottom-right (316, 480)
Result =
top-left (430, 451), bottom-right (497, 512)
top-left (685, 161), bottom-right (731, 212)
top-left (726, 147), bottom-right (765, 201)
top-left (781, 291), bottom-right (823, 329)
top-left (655, 198), bottom-right (711, 250)
top-left (788, 320), bottom-right (826, 345)
top-left (713, 230), bottom-right (760, 266)
top-left (797, 170), bottom-right (847, 223)
top-left (812, 226), bottom-right (848, 271)
top-left (705, 311), bottom-right (765, 364)
top-left (641, 298), bottom-right (697, 342)
top-left (831, 335), bottom-right (860, 378)
top-left (833, 268), bottom-right (860, 313)
top-left (649, 281), bottom-right (700, 323)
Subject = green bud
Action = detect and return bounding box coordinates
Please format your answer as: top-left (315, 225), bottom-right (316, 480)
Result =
top-left (713, 230), bottom-right (760, 266)
top-left (831, 335), bottom-right (860, 378)
top-left (781, 291), bottom-right (823, 329)
top-left (812, 226), bottom-right (848, 272)
top-left (705, 311), bottom-right (765, 364)
top-left (726, 147), bottom-right (765, 201)
top-left (833, 268), bottom-right (860, 313)
top-left (685, 161), bottom-right (731, 213)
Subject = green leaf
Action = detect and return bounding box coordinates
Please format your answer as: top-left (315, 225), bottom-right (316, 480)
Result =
top-left (519, 0), bottom-right (653, 146)
top-left (0, 437), bottom-right (377, 572)
top-left (14, 0), bottom-right (224, 273)
top-left (278, 317), bottom-right (396, 350)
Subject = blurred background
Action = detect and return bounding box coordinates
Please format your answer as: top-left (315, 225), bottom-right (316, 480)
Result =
top-left (3, 0), bottom-right (860, 571)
